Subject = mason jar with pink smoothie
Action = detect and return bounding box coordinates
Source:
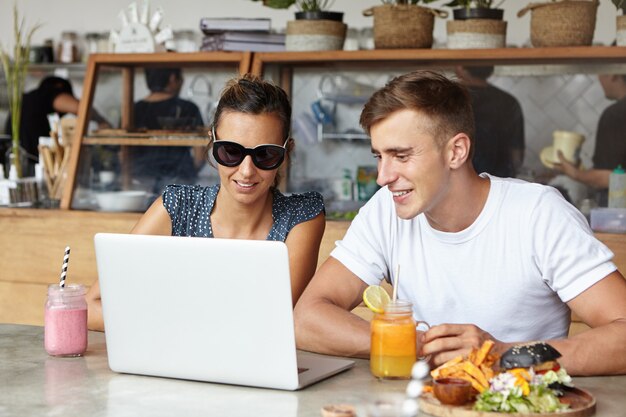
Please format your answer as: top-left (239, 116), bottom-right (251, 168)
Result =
top-left (44, 284), bottom-right (88, 356)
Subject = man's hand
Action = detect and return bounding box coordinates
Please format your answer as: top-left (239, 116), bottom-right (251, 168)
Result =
top-left (552, 150), bottom-right (580, 180)
top-left (420, 323), bottom-right (508, 367)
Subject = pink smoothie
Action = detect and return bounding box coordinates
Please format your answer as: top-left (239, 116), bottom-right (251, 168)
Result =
top-left (44, 307), bottom-right (88, 356)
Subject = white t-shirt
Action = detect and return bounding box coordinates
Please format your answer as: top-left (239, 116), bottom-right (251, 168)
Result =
top-left (331, 175), bottom-right (616, 342)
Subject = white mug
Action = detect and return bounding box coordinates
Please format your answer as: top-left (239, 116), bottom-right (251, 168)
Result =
top-left (552, 130), bottom-right (585, 164)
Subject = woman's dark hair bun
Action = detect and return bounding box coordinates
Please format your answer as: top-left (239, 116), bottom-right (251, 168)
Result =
top-left (500, 342), bottom-right (562, 370)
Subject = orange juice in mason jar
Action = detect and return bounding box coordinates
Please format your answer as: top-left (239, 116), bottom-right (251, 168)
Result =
top-left (370, 300), bottom-right (425, 379)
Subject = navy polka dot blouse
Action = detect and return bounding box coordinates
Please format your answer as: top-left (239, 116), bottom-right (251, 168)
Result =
top-left (162, 184), bottom-right (324, 241)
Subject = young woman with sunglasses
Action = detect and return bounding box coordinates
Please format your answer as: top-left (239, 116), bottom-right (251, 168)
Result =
top-left (86, 75), bottom-right (326, 331)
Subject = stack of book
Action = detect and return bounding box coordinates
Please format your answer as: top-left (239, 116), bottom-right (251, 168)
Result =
top-left (199, 17), bottom-right (285, 52)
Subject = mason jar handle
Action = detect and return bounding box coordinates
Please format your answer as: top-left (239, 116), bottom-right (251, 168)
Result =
top-left (416, 320), bottom-right (430, 332)
top-left (416, 320), bottom-right (431, 361)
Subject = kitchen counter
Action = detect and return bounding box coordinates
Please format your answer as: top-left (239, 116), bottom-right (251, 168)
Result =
top-left (2, 324), bottom-right (626, 417)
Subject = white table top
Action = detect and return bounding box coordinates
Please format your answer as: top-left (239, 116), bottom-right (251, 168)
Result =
top-left (2, 324), bottom-right (626, 417)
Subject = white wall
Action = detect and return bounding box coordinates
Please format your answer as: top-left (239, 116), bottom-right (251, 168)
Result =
top-left (0, 0), bottom-right (619, 49)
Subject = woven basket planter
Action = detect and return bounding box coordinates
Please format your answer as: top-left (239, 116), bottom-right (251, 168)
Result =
top-left (447, 19), bottom-right (507, 49)
top-left (286, 19), bottom-right (347, 51)
top-left (517, 0), bottom-right (599, 47)
top-left (618, 15), bottom-right (626, 47)
top-left (363, 5), bottom-right (447, 49)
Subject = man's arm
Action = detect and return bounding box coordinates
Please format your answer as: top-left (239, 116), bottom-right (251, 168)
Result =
top-left (52, 92), bottom-right (110, 127)
top-left (294, 257), bottom-right (371, 358)
top-left (554, 151), bottom-right (611, 188)
top-left (422, 271), bottom-right (626, 376)
top-left (548, 271), bottom-right (626, 375)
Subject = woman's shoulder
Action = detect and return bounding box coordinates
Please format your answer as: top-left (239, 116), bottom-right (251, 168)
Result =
top-left (274, 190), bottom-right (324, 215)
top-left (268, 190), bottom-right (324, 241)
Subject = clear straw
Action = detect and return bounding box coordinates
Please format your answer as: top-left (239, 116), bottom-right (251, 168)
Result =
top-left (59, 246), bottom-right (70, 288)
top-left (392, 264), bottom-right (400, 302)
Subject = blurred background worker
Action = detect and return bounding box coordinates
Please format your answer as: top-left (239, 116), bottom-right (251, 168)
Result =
top-left (456, 66), bottom-right (525, 178)
top-left (130, 67), bottom-right (204, 195)
top-left (555, 73), bottom-right (626, 206)
top-left (3, 76), bottom-right (107, 176)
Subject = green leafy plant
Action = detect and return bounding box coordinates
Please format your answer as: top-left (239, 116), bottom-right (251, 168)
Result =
top-left (0, 4), bottom-right (40, 178)
top-left (251, 0), bottom-right (334, 11)
top-left (444, 0), bottom-right (504, 8)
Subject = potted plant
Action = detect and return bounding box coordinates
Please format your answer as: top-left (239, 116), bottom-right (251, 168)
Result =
top-left (517, 0), bottom-right (599, 48)
top-left (444, 0), bottom-right (507, 49)
top-left (614, 0), bottom-right (626, 46)
top-left (0, 5), bottom-right (40, 180)
top-left (252, 0), bottom-right (347, 51)
top-left (363, 0), bottom-right (447, 49)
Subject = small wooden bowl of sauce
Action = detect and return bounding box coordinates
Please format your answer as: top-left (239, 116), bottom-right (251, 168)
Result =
top-left (433, 378), bottom-right (472, 406)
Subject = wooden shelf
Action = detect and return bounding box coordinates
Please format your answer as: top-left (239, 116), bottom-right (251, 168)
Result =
top-left (27, 63), bottom-right (87, 72)
top-left (250, 46), bottom-right (626, 75)
top-left (87, 51), bottom-right (252, 72)
top-left (82, 136), bottom-right (208, 146)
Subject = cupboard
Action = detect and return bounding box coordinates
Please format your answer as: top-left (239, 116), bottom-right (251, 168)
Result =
top-left (60, 51), bottom-right (252, 210)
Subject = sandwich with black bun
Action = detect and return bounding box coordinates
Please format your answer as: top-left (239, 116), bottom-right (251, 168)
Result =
top-left (500, 342), bottom-right (572, 392)
top-left (474, 342), bottom-right (573, 413)
top-left (500, 342), bottom-right (562, 374)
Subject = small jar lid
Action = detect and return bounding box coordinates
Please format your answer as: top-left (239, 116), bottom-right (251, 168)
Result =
top-left (384, 299), bottom-right (413, 314)
top-left (47, 283), bottom-right (86, 297)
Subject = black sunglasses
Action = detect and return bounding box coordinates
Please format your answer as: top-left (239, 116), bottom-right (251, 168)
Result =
top-left (211, 125), bottom-right (289, 170)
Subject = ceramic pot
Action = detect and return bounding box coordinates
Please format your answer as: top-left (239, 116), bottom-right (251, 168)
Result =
top-left (447, 18), bottom-right (507, 49)
top-left (286, 19), bottom-right (347, 51)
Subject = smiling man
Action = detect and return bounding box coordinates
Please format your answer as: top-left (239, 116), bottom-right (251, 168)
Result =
top-left (293, 70), bottom-right (626, 376)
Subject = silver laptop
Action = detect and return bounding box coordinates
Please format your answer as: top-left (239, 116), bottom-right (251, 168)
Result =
top-left (94, 233), bottom-right (354, 391)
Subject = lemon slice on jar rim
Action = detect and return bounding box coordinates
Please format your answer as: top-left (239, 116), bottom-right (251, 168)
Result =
top-left (363, 285), bottom-right (391, 313)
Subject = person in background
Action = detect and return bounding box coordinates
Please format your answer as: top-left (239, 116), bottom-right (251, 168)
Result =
top-left (130, 67), bottom-right (204, 195)
top-left (455, 66), bottom-right (525, 178)
top-left (3, 76), bottom-right (107, 176)
top-left (555, 73), bottom-right (626, 205)
top-left (86, 74), bottom-right (326, 331)
top-left (294, 70), bottom-right (626, 376)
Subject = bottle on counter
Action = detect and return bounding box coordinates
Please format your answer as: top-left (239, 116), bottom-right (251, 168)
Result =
top-left (608, 165), bottom-right (626, 208)
top-left (58, 31), bottom-right (80, 63)
top-left (333, 168), bottom-right (353, 201)
top-left (0, 164), bottom-right (10, 206)
top-left (44, 284), bottom-right (88, 357)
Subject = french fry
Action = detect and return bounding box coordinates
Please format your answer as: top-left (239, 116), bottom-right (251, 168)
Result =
top-left (455, 373), bottom-right (487, 393)
top-left (439, 363), bottom-right (466, 378)
top-left (473, 340), bottom-right (495, 366)
top-left (468, 350), bottom-right (477, 365)
top-left (430, 340), bottom-right (498, 396)
top-left (430, 355), bottom-right (463, 379)
top-left (484, 353), bottom-right (498, 368)
top-left (462, 361), bottom-right (489, 389)
top-left (480, 364), bottom-right (495, 381)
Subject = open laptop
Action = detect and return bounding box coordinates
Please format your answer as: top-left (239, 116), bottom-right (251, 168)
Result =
top-left (94, 233), bottom-right (354, 391)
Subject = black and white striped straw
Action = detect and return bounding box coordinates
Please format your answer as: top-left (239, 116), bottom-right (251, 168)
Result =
top-left (59, 246), bottom-right (70, 288)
